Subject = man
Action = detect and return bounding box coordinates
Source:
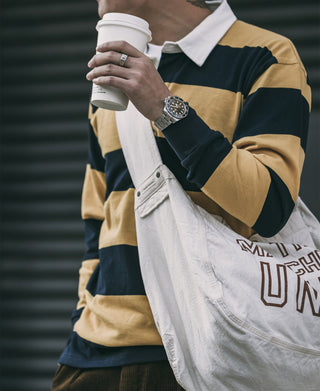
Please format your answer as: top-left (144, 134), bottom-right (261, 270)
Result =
top-left (52, 0), bottom-right (311, 389)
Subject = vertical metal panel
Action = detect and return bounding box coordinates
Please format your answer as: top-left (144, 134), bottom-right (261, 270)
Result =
top-left (0, 1), bottom-right (319, 390)
top-left (1, 1), bottom-right (98, 389)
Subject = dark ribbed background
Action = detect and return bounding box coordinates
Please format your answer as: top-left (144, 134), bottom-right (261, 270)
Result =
top-left (0, 0), bottom-right (319, 390)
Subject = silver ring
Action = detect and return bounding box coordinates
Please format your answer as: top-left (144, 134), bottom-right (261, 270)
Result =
top-left (119, 53), bottom-right (128, 67)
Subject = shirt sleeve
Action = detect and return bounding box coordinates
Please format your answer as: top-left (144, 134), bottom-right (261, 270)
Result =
top-left (76, 105), bottom-right (106, 310)
top-left (163, 44), bottom-right (311, 237)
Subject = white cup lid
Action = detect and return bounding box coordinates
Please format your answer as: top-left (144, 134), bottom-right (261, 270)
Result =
top-left (97, 12), bottom-right (151, 40)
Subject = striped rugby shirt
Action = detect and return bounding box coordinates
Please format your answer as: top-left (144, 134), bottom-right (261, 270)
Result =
top-left (59, 2), bottom-right (311, 368)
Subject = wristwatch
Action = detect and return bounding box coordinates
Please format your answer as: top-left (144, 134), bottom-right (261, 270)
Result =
top-left (154, 95), bottom-right (189, 131)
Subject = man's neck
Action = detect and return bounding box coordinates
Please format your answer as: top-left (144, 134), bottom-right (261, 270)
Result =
top-left (137, 1), bottom-right (212, 45)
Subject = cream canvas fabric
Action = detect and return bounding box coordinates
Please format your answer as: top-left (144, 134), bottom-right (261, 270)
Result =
top-left (116, 103), bottom-right (320, 391)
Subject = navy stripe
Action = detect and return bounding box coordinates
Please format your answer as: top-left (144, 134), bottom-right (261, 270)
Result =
top-left (105, 149), bottom-right (134, 199)
top-left (88, 120), bottom-right (105, 172)
top-left (83, 219), bottom-right (103, 261)
top-left (156, 137), bottom-right (200, 192)
top-left (86, 245), bottom-right (145, 296)
top-left (253, 167), bottom-right (295, 237)
top-left (159, 45), bottom-right (277, 96)
top-left (105, 139), bottom-right (201, 196)
top-left (91, 103), bottom-right (99, 114)
top-left (71, 307), bottom-right (84, 325)
top-left (58, 331), bottom-right (167, 368)
top-left (163, 107), bottom-right (232, 188)
top-left (232, 88), bottom-right (310, 151)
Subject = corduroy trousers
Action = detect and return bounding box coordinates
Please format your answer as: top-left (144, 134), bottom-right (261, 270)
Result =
top-left (51, 361), bottom-right (185, 391)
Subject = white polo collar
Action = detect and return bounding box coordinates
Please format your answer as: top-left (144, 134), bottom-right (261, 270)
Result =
top-left (156, 0), bottom-right (237, 67)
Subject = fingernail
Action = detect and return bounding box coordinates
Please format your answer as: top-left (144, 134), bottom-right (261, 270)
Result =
top-left (88, 60), bottom-right (93, 68)
top-left (96, 45), bottom-right (102, 51)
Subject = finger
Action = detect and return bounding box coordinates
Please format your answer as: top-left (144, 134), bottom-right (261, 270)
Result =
top-left (86, 63), bottom-right (133, 81)
top-left (88, 51), bottom-right (133, 69)
top-left (91, 75), bottom-right (133, 96)
top-left (96, 40), bottom-right (143, 58)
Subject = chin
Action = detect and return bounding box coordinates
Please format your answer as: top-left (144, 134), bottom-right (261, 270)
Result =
top-left (98, 7), bottom-right (108, 18)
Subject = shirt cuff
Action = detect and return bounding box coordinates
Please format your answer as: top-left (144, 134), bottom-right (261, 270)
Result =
top-left (162, 106), bottom-right (232, 187)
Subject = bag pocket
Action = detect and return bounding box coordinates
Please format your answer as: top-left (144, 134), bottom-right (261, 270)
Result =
top-left (135, 165), bottom-right (173, 218)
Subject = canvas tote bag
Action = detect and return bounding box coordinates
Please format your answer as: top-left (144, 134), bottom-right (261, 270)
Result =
top-left (116, 102), bottom-right (320, 391)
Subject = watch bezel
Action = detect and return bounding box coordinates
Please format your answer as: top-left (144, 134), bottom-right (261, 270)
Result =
top-left (165, 96), bottom-right (189, 120)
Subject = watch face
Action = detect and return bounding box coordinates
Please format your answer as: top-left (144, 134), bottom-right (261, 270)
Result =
top-left (166, 96), bottom-right (189, 119)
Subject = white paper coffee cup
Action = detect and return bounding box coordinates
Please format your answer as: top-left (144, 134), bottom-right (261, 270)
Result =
top-left (91, 13), bottom-right (152, 111)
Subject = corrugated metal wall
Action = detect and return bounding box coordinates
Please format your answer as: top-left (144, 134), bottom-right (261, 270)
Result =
top-left (1, 1), bottom-right (98, 390)
top-left (0, 0), bottom-right (319, 390)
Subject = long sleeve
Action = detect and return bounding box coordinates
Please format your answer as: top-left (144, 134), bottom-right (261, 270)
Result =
top-left (163, 37), bottom-right (311, 237)
top-left (76, 105), bottom-right (106, 310)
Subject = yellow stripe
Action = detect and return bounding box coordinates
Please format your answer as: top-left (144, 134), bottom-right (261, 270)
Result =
top-left (187, 191), bottom-right (254, 238)
top-left (91, 109), bottom-right (122, 156)
top-left (99, 189), bottom-right (137, 248)
top-left (219, 21), bottom-right (304, 66)
top-left (152, 83), bottom-right (243, 142)
top-left (74, 292), bottom-right (162, 347)
top-left (81, 164), bottom-right (106, 220)
top-left (234, 134), bottom-right (304, 202)
top-left (248, 63), bottom-right (311, 109)
top-left (77, 259), bottom-right (100, 310)
top-left (202, 147), bottom-right (271, 227)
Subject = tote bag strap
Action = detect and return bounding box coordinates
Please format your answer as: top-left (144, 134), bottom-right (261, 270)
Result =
top-left (116, 101), bottom-right (163, 188)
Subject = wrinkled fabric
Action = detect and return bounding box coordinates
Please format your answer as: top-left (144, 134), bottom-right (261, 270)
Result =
top-left (116, 103), bottom-right (320, 391)
top-left (51, 362), bottom-right (185, 391)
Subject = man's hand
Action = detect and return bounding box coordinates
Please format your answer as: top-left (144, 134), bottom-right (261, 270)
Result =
top-left (86, 40), bottom-right (172, 120)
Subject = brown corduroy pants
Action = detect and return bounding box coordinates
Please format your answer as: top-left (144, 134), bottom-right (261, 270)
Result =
top-left (51, 362), bottom-right (185, 391)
